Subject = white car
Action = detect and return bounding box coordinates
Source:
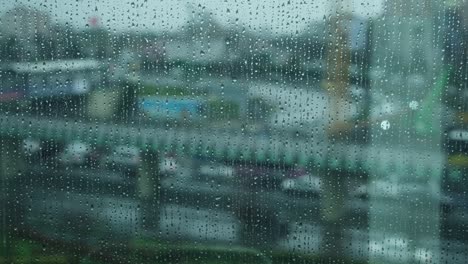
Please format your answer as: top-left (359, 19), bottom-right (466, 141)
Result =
top-left (59, 141), bottom-right (91, 165)
top-left (281, 174), bottom-right (322, 195)
top-left (22, 138), bottom-right (41, 155)
top-left (199, 164), bottom-right (234, 179)
top-left (159, 156), bottom-right (178, 174)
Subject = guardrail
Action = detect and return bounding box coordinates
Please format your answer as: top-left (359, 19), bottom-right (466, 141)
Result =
top-left (0, 115), bottom-right (443, 178)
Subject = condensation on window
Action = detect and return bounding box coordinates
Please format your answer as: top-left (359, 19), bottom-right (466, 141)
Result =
top-left (0, 1), bottom-right (466, 264)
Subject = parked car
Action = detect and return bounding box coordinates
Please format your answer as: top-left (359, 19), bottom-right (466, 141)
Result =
top-left (22, 138), bottom-right (41, 155)
top-left (197, 163), bottom-right (235, 184)
top-left (22, 138), bottom-right (62, 164)
top-left (58, 141), bottom-right (92, 166)
top-left (281, 174), bottom-right (322, 197)
top-left (159, 154), bottom-right (179, 175)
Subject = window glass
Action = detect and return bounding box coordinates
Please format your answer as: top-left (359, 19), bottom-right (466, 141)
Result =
top-left (0, 1), bottom-right (466, 263)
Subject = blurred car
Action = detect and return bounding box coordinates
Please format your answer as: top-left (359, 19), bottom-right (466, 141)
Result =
top-left (159, 154), bottom-right (179, 175)
top-left (281, 174), bottom-right (322, 197)
top-left (198, 164), bottom-right (235, 183)
top-left (58, 141), bottom-right (91, 166)
top-left (349, 184), bottom-right (368, 200)
top-left (199, 164), bottom-right (234, 177)
top-left (103, 145), bottom-right (141, 175)
top-left (22, 138), bottom-right (41, 155)
top-left (22, 138), bottom-right (63, 163)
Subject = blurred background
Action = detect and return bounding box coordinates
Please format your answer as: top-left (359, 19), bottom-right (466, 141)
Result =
top-left (0, 0), bottom-right (467, 263)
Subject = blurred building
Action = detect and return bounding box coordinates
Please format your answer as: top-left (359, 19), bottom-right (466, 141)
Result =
top-left (1, 6), bottom-right (52, 39)
top-left (369, 0), bottom-right (444, 147)
top-left (0, 6), bottom-right (51, 61)
top-left (0, 6), bottom-right (82, 62)
top-left (164, 12), bottom-right (230, 64)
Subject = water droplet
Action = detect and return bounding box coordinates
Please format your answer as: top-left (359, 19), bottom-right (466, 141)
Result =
top-left (381, 120), bottom-right (390, 130)
top-left (409, 101), bottom-right (419, 110)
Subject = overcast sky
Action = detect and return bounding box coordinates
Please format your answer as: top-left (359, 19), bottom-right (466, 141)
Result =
top-left (2, 0), bottom-right (384, 35)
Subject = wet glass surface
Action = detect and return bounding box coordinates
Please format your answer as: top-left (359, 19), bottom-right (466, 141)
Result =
top-left (0, 1), bottom-right (467, 263)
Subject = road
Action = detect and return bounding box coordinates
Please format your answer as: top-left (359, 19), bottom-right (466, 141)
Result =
top-left (1, 113), bottom-right (451, 263)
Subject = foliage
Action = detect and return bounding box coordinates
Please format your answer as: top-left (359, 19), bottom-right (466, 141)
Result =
top-left (204, 99), bottom-right (240, 120)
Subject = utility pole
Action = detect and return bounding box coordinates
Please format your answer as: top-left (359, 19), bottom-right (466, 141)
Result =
top-left (320, 0), bottom-right (352, 260)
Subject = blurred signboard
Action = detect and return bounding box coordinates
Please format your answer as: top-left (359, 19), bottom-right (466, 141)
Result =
top-left (139, 96), bottom-right (202, 120)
